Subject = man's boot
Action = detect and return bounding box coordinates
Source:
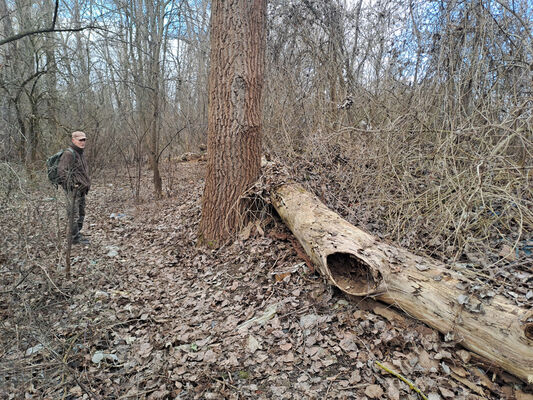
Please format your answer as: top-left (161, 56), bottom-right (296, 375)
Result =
top-left (72, 233), bottom-right (90, 245)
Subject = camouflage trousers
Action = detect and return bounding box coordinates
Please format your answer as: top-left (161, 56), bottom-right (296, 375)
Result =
top-left (65, 189), bottom-right (86, 240)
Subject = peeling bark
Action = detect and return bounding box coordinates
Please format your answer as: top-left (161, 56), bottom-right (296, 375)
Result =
top-left (271, 182), bottom-right (533, 383)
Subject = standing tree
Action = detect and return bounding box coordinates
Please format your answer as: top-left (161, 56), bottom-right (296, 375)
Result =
top-left (198, 0), bottom-right (267, 244)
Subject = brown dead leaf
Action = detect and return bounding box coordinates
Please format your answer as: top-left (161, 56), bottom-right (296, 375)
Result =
top-left (501, 386), bottom-right (514, 398)
top-left (450, 372), bottom-right (485, 396)
top-left (279, 342), bottom-right (292, 351)
top-left (386, 379), bottom-right (400, 400)
top-left (278, 352), bottom-right (295, 363)
top-left (255, 352), bottom-right (268, 363)
top-left (247, 335), bottom-right (261, 353)
top-left (418, 349), bottom-right (438, 371)
top-left (352, 310), bottom-right (366, 320)
top-left (69, 386), bottom-right (83, 396)
top-left (450, 366), bottom-right (467, 377)
top-left (255, 221), bottom-right (264, 236)
top-left (439, 387), bottom-right (455, 398)
top-left (222, 354), bottom-right (239, 367)
top-left (377, 361), bottom-right (396, 375)
top-left (456, 349), bottom-right (471, 363)
top-left (269, 230), bottom-right (290, 241)
top-left (203, 349), bottom-right (217, 363)
top-left (499, 245), bottom-right (517, 261)
top-left (148, 387), bottom-right (170, 400)
top-left (349, 370), bottom-right (361, 384)
top-left (239, 222), bottom-right (254, 241)
top-left (471, 368), bottom-right (499, 392)
top-left (516, 391), bottom-right (533, 400)
top-left (275, 272), bottom-right (291, 282)
top-left (373, 305), bottom-right (406, 326)
top-left (305, 346), bottom-right (320, 358)
top-left (138, 342), bottom-right (153, 358)
top-left (365, 384), bottom-right (384, 399)
top-left (339, 335), bottom-right (358, 352)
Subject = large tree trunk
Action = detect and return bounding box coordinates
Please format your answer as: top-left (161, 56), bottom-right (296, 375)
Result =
top-left (198, 0), bottom-right (266, 244)
top-left (271, 182), bottom-right (533, 383)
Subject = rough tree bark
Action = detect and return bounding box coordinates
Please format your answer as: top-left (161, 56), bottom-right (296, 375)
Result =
top-left (198, 0), bottom-right (266, 244)
top-left (271, 182), bottom-right (533, 383)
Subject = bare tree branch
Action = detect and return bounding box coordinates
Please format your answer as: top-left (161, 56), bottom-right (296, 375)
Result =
top-left (0, 0), bottom-right (98, 46)
top-left (0, 26), bottom-right (97, 46)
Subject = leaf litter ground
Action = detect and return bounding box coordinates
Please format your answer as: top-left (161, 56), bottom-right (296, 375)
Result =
top-left (1, 161), bottom-right (532, 399)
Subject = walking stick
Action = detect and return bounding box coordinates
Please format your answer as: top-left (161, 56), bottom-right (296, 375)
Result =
top-left (65, 186), bottom-right (78, 279)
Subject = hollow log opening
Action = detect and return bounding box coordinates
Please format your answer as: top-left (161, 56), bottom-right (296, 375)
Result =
top-left (525, 323), bottom-right (533, 341)
top-left (326, 252), bottom-right (382, 296)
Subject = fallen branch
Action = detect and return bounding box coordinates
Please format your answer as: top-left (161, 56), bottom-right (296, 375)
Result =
top-left (271, 182), bottom-right (533, 383)
top-left (375, 361), bottom-right (428, 400)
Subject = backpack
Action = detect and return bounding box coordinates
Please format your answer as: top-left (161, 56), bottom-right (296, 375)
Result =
top-left (46, 147), bottom-right (75, 186)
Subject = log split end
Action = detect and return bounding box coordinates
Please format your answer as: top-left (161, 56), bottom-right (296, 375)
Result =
top-left (326, 252), bottom-right (383, 296)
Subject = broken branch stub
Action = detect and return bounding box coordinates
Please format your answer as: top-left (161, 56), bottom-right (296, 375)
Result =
top-left (271, 182), bottom-right (533, 383)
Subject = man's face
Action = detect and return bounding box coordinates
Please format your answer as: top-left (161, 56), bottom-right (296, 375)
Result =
top-left (73, 137), bottom-right (86, 149)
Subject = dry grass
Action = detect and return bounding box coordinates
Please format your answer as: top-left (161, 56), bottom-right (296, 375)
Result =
top-left (264, 91), bottom-right (533, 272)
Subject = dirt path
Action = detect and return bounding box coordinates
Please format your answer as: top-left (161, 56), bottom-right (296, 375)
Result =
top-left (1, 161), bottom-right (531, 399)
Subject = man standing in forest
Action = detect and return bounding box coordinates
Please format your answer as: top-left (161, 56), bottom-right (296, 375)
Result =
top-left (58, 131), bottom-right (91, 245)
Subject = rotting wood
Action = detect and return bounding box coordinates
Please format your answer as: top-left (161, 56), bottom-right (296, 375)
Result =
top-left (271, 182), bottom-right (533, 383)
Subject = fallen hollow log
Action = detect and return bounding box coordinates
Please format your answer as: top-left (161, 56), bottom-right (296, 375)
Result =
top-left (271, 182), bottom-right (533, 383)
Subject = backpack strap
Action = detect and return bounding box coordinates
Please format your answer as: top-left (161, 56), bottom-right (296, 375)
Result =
top-left (65, 147), bottom-right (77, 165)
top-left (61, 147), bottom-right (77, 187)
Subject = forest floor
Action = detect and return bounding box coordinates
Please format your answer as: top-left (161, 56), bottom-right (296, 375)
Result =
top-left (1, 160), bottom-right (532, 399)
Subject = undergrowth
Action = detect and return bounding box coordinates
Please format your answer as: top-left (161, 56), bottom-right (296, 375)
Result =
top-left (264, 100), bottom-right (533, 270)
